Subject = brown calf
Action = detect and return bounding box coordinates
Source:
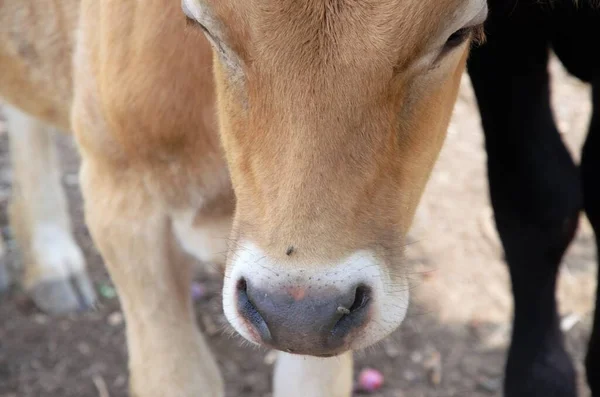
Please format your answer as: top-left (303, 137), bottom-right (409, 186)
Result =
top-left (0, 0), bottom-right (487, 395)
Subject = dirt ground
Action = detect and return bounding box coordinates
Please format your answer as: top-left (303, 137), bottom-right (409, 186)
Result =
top-left (0, 54), bottom-right (596, 397)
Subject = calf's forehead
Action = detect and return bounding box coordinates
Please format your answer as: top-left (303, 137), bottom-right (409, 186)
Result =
top-left (208, 0), bottom-right (472, 66)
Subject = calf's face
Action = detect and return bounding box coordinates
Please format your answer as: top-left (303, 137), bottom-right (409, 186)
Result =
top-left (183, 0), bottom-right (487, 356)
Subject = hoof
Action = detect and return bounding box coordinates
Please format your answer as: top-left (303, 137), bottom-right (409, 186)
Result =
top-left (29, 271), bottom-right (96, 315)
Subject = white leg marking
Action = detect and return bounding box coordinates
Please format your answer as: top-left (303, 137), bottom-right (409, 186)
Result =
top-left (4, 104), bottom-right (95, 313)
top-left (273, 351), bottom-right (353, 397)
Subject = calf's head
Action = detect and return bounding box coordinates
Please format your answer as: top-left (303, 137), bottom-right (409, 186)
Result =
top-left (183, 0), bottom-right (487, 356)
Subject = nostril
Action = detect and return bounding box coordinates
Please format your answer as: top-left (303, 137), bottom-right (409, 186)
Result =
top-left (349, 285), bottom-right (371, 313)
top-left (236, 278), bottom-right (271, 342)
top-left (236, 277), bottom-right (248, 294)
top-left (331, 285), bottom-right (372, 340)
top-left (336, 285), bottom-right (371, 315)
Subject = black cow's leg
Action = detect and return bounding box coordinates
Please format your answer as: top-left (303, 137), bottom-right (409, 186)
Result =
top-left (548, 4), bottom-right (600, 395)
top-left (583, 82), bottom-right (600, 397)
top-left (467, 8), bottom-right (582, 397)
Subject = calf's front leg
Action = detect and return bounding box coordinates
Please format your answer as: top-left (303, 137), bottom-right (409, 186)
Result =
top-left (79, 160), bottom-right (224, 397)
top-left (4, 104), bottom-right (95, 314)
top-left (273, 352), bottom-right (353, 397)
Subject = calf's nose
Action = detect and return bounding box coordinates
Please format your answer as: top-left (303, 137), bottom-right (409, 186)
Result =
top-left (235, 278), bottom-right (372, 356)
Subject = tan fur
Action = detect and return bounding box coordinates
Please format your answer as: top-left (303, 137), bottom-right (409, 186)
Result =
top-left (1, 0), bottom-right (480, 395)
top-left (212, 0), bottom-right (471, 267)
top-left (0, 0), bottom-right (78, 129)
top-left (6, 107), bottom-right (82, 286)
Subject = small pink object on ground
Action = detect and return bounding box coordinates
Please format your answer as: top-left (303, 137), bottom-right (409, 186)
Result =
top-left (357, 368), bottom-right (384, 392)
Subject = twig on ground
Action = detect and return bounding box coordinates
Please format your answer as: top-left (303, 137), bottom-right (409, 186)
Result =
top-left (92, 374), bottom-right (110, 397)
